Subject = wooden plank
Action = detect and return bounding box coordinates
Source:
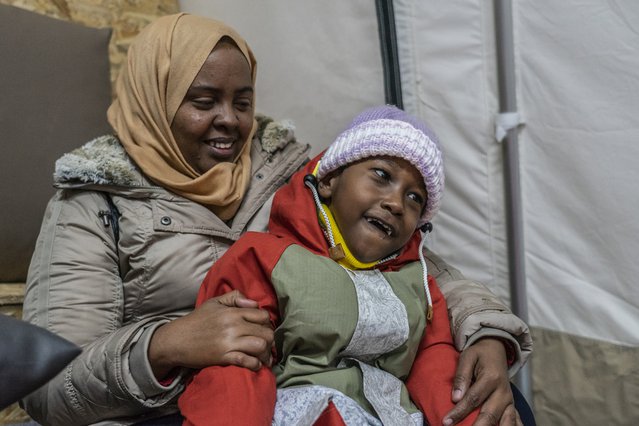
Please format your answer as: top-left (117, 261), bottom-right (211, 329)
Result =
top-left (0, 283), bottom-right (25, 306)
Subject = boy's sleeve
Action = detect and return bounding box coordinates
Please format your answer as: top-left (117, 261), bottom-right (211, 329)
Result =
top-left (194, 234), bottom-right (285, 323)
top-left (405, 276), bottom-right (480, 426)
top-left (179, 235), bottom-right (287, 426)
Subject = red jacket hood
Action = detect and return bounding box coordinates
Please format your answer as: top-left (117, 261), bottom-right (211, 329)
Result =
top-left (268, 153), bottom-right (422, 271)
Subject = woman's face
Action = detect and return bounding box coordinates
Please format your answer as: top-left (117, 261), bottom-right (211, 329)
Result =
top-left (171, 40), bottom-right (254, 174)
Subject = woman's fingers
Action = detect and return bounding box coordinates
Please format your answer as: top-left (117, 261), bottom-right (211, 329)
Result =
top-left (498, 404), bottom-right (522, 426)
top-left (220, 335), bottom-right (274, 370)
top-left (471, 382), bottom-right (514, 426)
top-left (215, 289), bottom-right (259, 309)
top-left (444, 338), bottom-right (513, 426)
top-left (451, 343), bottom-right (477, 402)
top-left (196, 299), bottom-right (274, 357)
top-left (149, 295), bottom-right (274, 376)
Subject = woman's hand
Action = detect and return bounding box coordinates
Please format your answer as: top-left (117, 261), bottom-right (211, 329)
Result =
top-left (443, 338), bottom-right (523, 426)
top-left (148, 290), bottom-right (274, 380)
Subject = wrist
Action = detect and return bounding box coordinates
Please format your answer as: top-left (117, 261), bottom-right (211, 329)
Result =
top-left (148, 322), bottom-right (177, 380)
top-left (498, 338), bottom-right (517, 366)
top-left (475, 336), bottom-right (510, 364)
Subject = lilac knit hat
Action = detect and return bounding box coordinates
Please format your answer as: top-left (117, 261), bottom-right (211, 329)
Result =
top-left (317, 105), bottom-right (444, 225)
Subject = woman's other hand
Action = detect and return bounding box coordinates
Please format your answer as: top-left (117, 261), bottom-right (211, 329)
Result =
top-left (148, 290), bottom-right (274, 380)
top-left (443, 338), bottom-right (523, 426)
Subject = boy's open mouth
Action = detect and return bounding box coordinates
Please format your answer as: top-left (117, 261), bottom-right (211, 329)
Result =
top-left (366, 216), bottom-right (393, 237)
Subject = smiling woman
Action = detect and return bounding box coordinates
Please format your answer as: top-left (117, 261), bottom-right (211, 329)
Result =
top-left (171, 38), bottom-right (255, 174)
top-left (20, 13), bottom-right (310, 425)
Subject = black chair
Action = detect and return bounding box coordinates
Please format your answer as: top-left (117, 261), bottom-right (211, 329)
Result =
top-left (0, 315), bottom-right (81, 410)
top-left (511, 382), bottom-right (536, 426)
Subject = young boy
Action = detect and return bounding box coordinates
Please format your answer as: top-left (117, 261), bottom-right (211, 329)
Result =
top-left (178, 105), bottom-right (480, 425)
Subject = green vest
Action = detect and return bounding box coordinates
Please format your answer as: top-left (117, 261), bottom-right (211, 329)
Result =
top-left (271, 244), bottom-right (428, 417)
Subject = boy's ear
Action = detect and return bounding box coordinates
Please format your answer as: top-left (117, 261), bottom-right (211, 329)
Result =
top-left (318, 174), bottom-right (338, 200)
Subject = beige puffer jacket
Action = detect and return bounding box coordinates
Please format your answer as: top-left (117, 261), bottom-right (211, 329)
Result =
top-left (22, 117), bottom-right (531, 425)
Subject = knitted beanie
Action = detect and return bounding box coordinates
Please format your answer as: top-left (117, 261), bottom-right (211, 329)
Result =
top-left (316, 105), bottom-right (444, 225)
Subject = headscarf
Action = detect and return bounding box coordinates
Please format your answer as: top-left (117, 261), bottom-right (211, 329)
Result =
top-left (107, 13), bottom-right (257, 221)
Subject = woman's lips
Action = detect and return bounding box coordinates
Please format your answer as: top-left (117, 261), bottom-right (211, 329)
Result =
top-left (204, 138), bottom-right (236, 158)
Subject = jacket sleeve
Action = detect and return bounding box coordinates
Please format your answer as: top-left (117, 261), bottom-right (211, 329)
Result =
top-left (406, 277), bottom-right (479, 425)
top-left (423, 247), bottom-right (533, 376)
top-left (178, 235), bottom-right (283, 426)
top-left (21, 190), bottom-right (183, 426)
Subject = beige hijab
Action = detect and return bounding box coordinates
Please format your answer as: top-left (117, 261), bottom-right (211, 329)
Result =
top-left (107, 13), bottom-right (257, 221)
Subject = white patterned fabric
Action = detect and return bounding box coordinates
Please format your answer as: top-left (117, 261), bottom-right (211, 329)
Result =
top-left (273, 385), bottom-right (382, 426)
top-left (340, 269), bottom-right (409, 361)
top-left (357, 360), bottom-right (423, 426)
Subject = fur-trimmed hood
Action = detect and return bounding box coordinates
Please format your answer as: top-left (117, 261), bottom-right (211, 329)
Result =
top-left (54, 114), bottom-right (297, 188)
top-left (54, 134), bottom-right (143, 187)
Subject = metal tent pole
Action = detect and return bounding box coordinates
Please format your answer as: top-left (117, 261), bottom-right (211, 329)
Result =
top-left (375, 0), bottom-right (403, 108)
top-left (494, 0), bottom-right (533, 405)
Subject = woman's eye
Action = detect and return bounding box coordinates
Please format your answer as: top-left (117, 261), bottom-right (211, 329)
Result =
top-left (235, 98), bottom-right (252, 111)
top-left (192, 98), bottom-right (215, 108)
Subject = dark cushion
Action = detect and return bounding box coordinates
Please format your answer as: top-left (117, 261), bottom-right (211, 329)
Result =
top-left (0, 4), bottom-right (112, 282)
top-left (0, 314), bottom-right (81, 410)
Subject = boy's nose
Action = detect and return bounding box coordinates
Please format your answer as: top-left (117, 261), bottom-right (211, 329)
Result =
top-left (381, 191), bottom-right (404, 215)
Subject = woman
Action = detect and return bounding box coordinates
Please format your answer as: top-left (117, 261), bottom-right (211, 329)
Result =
top-left (21, 13), bottom-right (531, 426)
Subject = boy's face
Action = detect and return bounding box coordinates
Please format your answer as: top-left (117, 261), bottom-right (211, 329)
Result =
top-left (318, 156), bottom-right (427, 263)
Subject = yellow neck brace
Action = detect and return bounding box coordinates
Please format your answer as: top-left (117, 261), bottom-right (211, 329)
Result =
top-left (318, 203), bottom-right (379, 270)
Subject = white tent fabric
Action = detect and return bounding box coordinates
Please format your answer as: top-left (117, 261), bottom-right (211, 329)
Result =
top-left (516, 0), bottom-right (639, 346)
top-left (396, 0), bottom-right (639, 346)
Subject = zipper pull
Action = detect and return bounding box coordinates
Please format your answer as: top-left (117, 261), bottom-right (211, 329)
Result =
top-left (98, 210), bottom-right (111, 227)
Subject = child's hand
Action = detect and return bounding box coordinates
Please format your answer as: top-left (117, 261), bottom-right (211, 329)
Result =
top-left (443, 338), bottom-right (522, 426)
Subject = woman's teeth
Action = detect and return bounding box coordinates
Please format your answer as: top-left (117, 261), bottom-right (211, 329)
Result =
top-left (213, 141), bottom-right (233, 149)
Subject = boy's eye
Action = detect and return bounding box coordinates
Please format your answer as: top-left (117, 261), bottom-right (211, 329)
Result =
top-left (373, 168), bottom-right (390, 180)
top-left (408, 192), bottom-right (425, 207)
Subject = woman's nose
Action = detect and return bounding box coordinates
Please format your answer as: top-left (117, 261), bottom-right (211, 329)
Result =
top-left (213, 102), bottom-right (238, 127)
